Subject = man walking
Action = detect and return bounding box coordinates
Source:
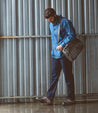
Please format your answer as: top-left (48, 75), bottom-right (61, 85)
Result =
top-left (39, 8), bottom-right (76, 105)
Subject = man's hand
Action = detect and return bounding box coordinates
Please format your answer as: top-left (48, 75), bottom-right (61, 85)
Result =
top-left (56, 45), bottom-right (63, 51)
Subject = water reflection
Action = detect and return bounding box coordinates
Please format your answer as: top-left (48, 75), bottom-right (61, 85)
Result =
top-left (0, 102), bottom-right (98, 113)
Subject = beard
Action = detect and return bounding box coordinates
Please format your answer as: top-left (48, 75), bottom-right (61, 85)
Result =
top-left (52, 16), bottom-right (59, 24)
top-left (51, 16), bottom-right (58, 24)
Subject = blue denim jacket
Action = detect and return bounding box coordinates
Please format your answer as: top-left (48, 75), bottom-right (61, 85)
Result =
top-left (49, 15), bottom-right (76, 59)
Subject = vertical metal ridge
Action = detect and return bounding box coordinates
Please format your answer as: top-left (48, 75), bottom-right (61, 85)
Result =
top-left (17, 0), bottom-right (23, 98)
top-left (56, 0), bottom-right (61, 14)
top-left (51, 0), bottom-right (56, 9)
top-left (78, 0), bottom-right (82, 34)
top-left (79, 36), bottom-right (84, 94)
top-left (29, 0), bottom-right (33, 35)
top-left (23, 38), bottom-right (26, 96)
top-left (39, 0), bottom-right (46, 95)
top-left (12, 0), bottom-right (16, 99)
top-left (12, 39), bottom-right (15, 96)
top-left (86, 37), bottom-right (89, 94)
top-left (94, 0), bottom-right (98, 33)
top-left (7, 39), bottom-right (10, 98)
top-left (34, 0), bottom-right (41, 96)
top-left (72, 0), bottom-right (78, 32)
top-left (28, 0), bottom-right (32, 97)
top-left (84, 0), bottom-right (89, 34)
top-left (61, 0), bottom-right (66, 16)
top-left (23, 0), bottom-right (26, 35)
top-left (12, 0), bottom-right (16, 35)
top-left (45, 38), bottom-right (50, 91)
top-left (18, 39), bottom-right (23, 97)
top-left (29, 38), bottom-right (32, 96)
top-left (1, 0), bottom-right (7, 36)
top-left (18, 0), bottom-right (23, 35)
top-left (6, 0), bottom-right (12, 100)
top-left (72, 0), bottom-right (77, 94)
top-left (67, 0), bottom-right (71, 20)
top-left (89, 0), bottom-right (94, 33)
top-left (45, 1), bottom-right (50, 92)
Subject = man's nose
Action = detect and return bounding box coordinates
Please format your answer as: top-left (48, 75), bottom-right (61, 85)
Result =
top-left (47, 19), bottom-right (50, 23)
top-left (48, 20), bottom-right (51, 23)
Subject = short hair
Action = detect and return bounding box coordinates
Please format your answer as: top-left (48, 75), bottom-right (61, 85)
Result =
top-left (44, 8), bottom-right (56, 19)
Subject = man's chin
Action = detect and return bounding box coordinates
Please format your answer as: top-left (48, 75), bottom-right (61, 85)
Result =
top-left (51, 21), bottom-right (55, 24)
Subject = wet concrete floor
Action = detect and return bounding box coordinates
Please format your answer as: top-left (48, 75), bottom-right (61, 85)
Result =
top-left (0, 101), bottom-right (98, 113)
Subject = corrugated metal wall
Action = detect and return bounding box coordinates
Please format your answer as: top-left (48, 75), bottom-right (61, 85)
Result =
top-left (0, 0), bottom-right (98, 102)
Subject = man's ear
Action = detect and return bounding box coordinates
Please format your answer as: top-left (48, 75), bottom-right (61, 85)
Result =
top-left (54, 14), bottom-right (57, 17)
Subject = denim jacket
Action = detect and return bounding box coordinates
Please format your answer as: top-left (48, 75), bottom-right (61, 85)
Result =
top-left (49, 15), bottom-right (76, 59)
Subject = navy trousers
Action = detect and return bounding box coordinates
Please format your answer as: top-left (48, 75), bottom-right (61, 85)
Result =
top-left (47, 56), bottom-right (75, 100)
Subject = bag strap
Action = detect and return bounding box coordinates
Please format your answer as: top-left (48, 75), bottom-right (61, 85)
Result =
top-left (58, 23), bottom-right (60, 44)
top-left (57, 18), bottom-right (62, 44)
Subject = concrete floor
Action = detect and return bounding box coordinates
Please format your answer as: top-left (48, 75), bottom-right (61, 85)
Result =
top-left (0, 102), bottom-right (98, 113)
